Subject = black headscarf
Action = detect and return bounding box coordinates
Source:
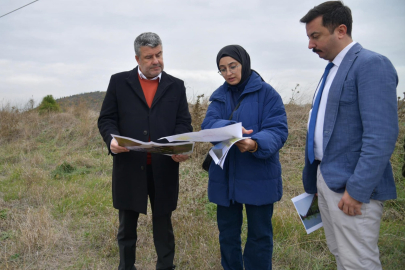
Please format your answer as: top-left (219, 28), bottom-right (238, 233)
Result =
top-left (216, 45), bottom-right (252, 87)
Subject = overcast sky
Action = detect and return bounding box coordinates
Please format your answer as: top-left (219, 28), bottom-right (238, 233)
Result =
top-left (1, 0), bottom-right (404, 106)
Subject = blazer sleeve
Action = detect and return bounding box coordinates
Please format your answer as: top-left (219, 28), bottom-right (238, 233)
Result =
top-left (346, 54), bottom-right (399, 203)
top-left (98, 75), bottom-right (120, 155)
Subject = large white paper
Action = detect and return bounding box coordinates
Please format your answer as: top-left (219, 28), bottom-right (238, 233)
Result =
top-left (209, 138), bottom-right (245, 169)
top-left (112, 134), bottom-right (194, 156)
top-left (159, 122), bottom-right (243, 142)
top-left (291, 193), bottom-right (323, 234)
top-left (158, 122), bottom-right (250, 170)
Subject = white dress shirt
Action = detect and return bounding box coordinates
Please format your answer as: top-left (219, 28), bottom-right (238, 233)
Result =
top-left (138, 67), bottom-right (162, 82)
top-left (309, 41), bottom-right (356, 161)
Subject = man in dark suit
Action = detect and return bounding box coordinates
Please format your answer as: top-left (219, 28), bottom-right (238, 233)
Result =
top-left (98, 32), bottom-right (192, 270)
top-left (300, 2), bottom-right (398, 269)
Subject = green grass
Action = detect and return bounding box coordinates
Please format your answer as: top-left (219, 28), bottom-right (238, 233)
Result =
top-left (0, 104), bottom-right (404, 269)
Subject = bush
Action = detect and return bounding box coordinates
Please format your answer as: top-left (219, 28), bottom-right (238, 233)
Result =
top-left (38, 95), bottom-right (60, 114)
top-left (52, 162), bottom-right (76, 179)
top-left (0, 104), bottom-right (21, 142)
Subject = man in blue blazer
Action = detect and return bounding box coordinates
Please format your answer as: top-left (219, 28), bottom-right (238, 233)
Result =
top-left (300, 1), bottom-right (398, 269)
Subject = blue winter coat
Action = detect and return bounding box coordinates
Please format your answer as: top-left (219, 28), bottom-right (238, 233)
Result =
top-left (201, 72), bottom-right (288, 207)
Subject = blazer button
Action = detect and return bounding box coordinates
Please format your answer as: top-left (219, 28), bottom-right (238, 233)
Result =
top-left (143, 130), bottom-right (148, 135)
top-left (141, 166), bottom-right (144, 170)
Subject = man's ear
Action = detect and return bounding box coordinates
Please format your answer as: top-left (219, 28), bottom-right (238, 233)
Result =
top-left (336, 24), bottom-right (348, 39)
top-left (135, 55), bottom-right (139, 64)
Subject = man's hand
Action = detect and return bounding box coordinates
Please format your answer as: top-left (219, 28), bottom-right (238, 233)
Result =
top-left (172, 154), bottom-right (189, 163)
top-left (111, 138), bottom-right (130, 154)
top-left (338, 190), bottom-right (363, 216)
top-left (235, 127), bottom-right (256, 153)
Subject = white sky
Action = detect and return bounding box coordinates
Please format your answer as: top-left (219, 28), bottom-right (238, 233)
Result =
top-left (1, 0), bottom-right (404, 106)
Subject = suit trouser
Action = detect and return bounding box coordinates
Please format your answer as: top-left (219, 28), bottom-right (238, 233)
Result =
top-left (317, 166), bottom-right (383, 270)
top-left (117, 165), bottom-right (175, 270)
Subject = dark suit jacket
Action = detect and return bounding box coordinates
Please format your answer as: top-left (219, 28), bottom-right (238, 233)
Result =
top-left (98, 67), bottom-right (192, 215)
top-left (302, 43), bottom-right (398, 203)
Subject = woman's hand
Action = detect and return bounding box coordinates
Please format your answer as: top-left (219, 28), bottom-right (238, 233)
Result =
top-left (241, 126), bottom-right (253, 135)
top-left (235, 138), bottom-right (257, 153)
top-left (235, 127), bottom-right (257, 153)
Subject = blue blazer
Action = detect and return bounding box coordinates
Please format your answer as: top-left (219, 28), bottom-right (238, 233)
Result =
top-left (303, 43), bottom-right (399, 203)
top-left (202, 72), bottom-right (288, 207)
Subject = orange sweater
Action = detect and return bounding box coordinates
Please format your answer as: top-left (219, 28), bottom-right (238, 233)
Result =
top-left (138, 74), bottom-right (159, 164)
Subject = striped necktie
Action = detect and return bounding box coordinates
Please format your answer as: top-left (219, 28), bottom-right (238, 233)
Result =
top-left (307, 62), bottom-right (334, 164)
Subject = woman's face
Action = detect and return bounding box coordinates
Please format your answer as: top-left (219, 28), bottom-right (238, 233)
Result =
top-left (218, 56), bottom-right (242, 85)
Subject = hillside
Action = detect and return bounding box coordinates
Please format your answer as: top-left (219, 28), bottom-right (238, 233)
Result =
top-left (0, 100), bottom-right (404, 269)
top-left (56, 91), bottom-right (105, 112)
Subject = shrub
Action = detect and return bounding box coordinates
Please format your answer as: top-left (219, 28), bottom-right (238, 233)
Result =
top-left (0, 103), bottom-right (21, 142)
top-left (38, 95), bottom-right (61, 114)
top-left (52, 162), bottom-right (75, 179)
top-left (190, 94), bottom-right (212, 158)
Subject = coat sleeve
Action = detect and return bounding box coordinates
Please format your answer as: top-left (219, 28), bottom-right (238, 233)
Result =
top-left (98, 75), bottom-right (120, 155)
top-left (173, 81), bottom-right (193, 134)
top-left (250, 86), bottom-right (288, 159)
top-left (346, 55), bottom-right (398, 203)
top-left (201, 99), bottom-right (236, 130)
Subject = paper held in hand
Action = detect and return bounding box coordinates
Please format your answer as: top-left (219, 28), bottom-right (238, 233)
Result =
top-left (159, 123), bottom-right (249, 169)
top-left (111, 134), bottom-right (194, 156)
top-left (159, 122), bottom-right (244, 142)
top-left (209, 137), bottom-right (246, 169)
top-left (291, 193), bottom-right (323, 234)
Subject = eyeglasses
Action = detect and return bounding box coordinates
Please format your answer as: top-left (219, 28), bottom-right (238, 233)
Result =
top-left (218, 63), bottom-right (240, 76)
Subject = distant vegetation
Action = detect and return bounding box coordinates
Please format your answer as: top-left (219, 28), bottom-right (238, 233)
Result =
top-left (0, 93), bottom-right (404, 269)
top-left (56, 91), bottom-right (105, 112)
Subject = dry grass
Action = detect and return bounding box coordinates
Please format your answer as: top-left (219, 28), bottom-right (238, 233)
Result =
top-left (0, 97), bottom-right (404, 269)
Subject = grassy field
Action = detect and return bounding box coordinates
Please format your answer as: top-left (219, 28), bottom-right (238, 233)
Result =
top-left (0, 99), bottom-right (404, 269)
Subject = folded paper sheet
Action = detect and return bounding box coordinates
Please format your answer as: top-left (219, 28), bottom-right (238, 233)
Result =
top-left (112, 134), bottom-right (194, 156)
top-left (291, 193), bottom-right (323, 234)
top-left (209, 138), bottom-right (245, 169)
top-left (159, 123), bottom-right (248, 169)
top-left (159, 123), bottom-right (243, 143)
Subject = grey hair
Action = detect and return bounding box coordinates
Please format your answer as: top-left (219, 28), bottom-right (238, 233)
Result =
top-left (134, 32), bottom-right (162, 56)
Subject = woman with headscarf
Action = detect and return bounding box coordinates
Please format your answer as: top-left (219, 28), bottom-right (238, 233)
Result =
top-left (201, 45), bottom-right (288, 270)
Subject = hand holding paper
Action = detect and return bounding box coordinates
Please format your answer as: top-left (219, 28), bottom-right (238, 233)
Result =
top-left (158, 123), bottom-right (252, 169)
top-left (111, 138), bottom-right (130, 154)
top-left (171, 154), bottom-right (189, 163)
top-left (112, 134), bottom-right (194, 156)
top-left (234, 127), bottom-right (255, 153)
top-left (159, 122), bottom-right (244, 142)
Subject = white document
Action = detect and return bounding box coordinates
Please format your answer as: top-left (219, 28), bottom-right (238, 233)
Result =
top-left (158, 122), bottom-right (249, 170)
top-left (291, 193), bottom-right (323, 234)
top-left (111, 134), bottom-right (194, 156)
top-left (159, 122), bottom-right (243, 142)
top-left (209, 138), bottom-right (245, 169)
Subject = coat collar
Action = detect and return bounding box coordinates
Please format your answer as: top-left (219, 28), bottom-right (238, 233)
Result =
top-left (210, 71), bottom-right (263, 103)
top-left (126, 66), bottom-right (174, 108)
top-left (323, 43), bottom-right (362, 151)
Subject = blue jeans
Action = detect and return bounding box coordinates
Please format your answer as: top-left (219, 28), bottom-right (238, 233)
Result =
top-left (217, 202), bottom-right (274, 270)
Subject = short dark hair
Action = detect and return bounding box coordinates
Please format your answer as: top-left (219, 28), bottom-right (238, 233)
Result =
top-left (300, 1), bottom-right (352, 37)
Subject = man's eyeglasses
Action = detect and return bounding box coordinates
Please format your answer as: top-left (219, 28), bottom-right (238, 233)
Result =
top-left (218, 64), bottom-right (240, 76)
